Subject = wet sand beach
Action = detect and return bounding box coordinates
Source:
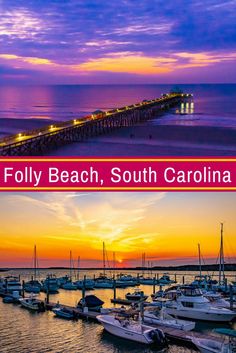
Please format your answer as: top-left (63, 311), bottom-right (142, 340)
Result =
top-left (47, 124), bottom-right (236, 156)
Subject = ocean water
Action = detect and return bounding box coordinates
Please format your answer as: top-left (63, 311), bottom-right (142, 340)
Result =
top-left (0, 84), bottom-right (236, 126)
top-left (0, 269), bottom-right (235, 353)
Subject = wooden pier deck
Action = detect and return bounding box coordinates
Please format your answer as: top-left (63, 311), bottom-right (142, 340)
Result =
top-left (0, 93), bottom-right (191, 156)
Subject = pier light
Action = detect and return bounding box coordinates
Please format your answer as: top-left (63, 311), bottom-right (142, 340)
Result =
top-left (74, 119), bottom-right (77, 124)
top-left (50, 125), bottom-right (54, 130)
top-left (18, 133), bottom-right (22, 138)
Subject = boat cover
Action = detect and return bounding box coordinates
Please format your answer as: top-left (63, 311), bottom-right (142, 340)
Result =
top-left (214, 328), bottom-right (236, 338)
top-left (83, 295), bottom-right (104, 307)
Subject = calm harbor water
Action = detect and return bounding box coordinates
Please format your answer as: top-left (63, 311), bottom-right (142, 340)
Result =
top-left (0, 269), bottom-right (235, 353)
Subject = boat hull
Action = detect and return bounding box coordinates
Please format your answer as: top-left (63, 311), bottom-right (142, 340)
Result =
top-left (20, 302), bottom-right (41, 311)
top-left (100, 321), bottom-right (151, 344)
top-left (166, 307), bottom-right (235, 322)
top-left (25, 286), bottom-right (41, 294)
top-left (144, 315), bottom-right (195, 331)
top-left (94, 283), bottom-right (113, 288)
top-left (52, 308), bottom-right (75, 319)
top-left (192, 338), bottom-right (225, 353)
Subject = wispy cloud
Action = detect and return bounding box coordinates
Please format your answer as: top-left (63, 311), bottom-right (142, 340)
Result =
top-left (0, 8), bottom-right (47, 40)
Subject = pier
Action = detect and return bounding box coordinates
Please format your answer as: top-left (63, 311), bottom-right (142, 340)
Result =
top-left (0, 93), bottom-right (191, 156)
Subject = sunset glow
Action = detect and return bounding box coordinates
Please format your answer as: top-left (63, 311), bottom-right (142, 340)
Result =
top-left (0, 192), bottom-right (235, 268)
top-left (0, 1), bottom-right (235, 83)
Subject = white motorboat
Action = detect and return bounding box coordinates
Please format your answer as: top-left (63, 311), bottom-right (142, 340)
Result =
top-left (144, 307), bottom-right (195, 331)
top-left (151, 289), bottom-right (164, 301)
top-left (1, 276), bottom-right (22, 293)
top-left (191, 328), bottom-right (236, 353)
top-left (97, 314), bottom-right (167, 346)
top-left (24, 280), bottom-right (42, 294)
top-left (41, 275), bottom-right (59, 294)
top-left (94, 275), bottom-right (114, 288)
top-left (165, 286), bottom-right (236, 322)
top-left (74, 279), bottom-right (94, 290)
top-left (158, 274), bottom-right (175, 285)
top-left (20, 295), bottom-right (45, 311)
top-left (116, 274), bottom-right (137, 287)
top-left (139, 276), bottom-right (156, 285)
top-left (52, 307), bottom-right (77, 319)
top-left (204, 292), bottom-right (232, 309)
top-left (125, 289), bottom-right (148, 301)
top-left (62, 281), bottom-right (77, 290)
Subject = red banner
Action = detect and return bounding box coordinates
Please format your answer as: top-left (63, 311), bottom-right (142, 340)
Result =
top-left (0, 157), bottom-right (235, 191)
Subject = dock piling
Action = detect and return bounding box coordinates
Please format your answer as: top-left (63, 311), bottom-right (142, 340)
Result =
top-left (153, 275), bottom-right (156, 294)
top-left (22, 280), bottom-right (25, 298)
top-left (82, 275), bottom-right (86, 299)
top-left (113, 278), bottom-right (116, 300)
top-left (229, 285), bottom-right (233, 311)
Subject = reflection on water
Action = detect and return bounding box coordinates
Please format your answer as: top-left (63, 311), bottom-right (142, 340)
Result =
top-left (177, 101), bottom-right (195, 115)
top-left (0, 269), bottom-right (235, 353)
top-left (0, 84), bottom-right (235, 127)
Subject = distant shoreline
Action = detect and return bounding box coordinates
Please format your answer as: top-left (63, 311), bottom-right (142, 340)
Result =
top-left (1, 264), bottom-right (236, 271)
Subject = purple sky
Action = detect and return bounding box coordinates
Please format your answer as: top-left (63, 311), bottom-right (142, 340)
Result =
top-left (0, 0), bottom-right (236, 84)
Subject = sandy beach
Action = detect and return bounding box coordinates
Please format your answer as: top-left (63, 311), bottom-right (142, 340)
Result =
top-left (46, 124), bottom-right (236, 156)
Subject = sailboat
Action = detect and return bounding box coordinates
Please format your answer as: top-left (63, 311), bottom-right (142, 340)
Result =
top-left (73, 256), bottom-right (95, 289)
top-left (24, 245), bottom-right (42, 294)
top-left (94, 242), bottom-right (114, 288)
top-left (191, 244), bottom-right (216, 291)
top-left (41, 274), bottom-right (59, 294)
top-left (20, 293), bottom-right (45, 312)
top-left (62, 251), bottom-right (77, 290)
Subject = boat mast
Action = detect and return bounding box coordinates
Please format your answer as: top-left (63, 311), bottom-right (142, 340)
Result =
top-left (219, 223), bottom-right (225, 285)
top-left (69, 250), bottom-right (72, 280)
top-left (77, 256), bottom-right (80, 280)
top-left (34, 245), bottom-right (37, 281)
top-left (103, 242), bottom-right (106, 276)
top-left (113, 251), bottom-right (116, 277)
top-left (198, 244), bottom-right (202, 278)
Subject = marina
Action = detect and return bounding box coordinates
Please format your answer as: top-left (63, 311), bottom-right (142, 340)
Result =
top-left (1, 268), bottom-right (235, 352)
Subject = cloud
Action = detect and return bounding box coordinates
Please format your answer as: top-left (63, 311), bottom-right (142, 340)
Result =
top-left (1, 192), bottom-right (166, 252)
top-left (112, 23), bottom-right (173, 35)
top-left (0, 0), bottom-right (236, 82)
top-left (0, 8), bottom-right (47, 40)
top-left (85, 40), bottom-right (132, 47)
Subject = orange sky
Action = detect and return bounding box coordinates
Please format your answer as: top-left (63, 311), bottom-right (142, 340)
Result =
top-left (0, 192), bottom-right (235, 267)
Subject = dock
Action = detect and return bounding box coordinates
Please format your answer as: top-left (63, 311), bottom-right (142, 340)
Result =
top-left (46, 301), bottom-right (102, 320)
top-left (0, 93), bottom-right (192, 156)
top-left (45, 301), bottom-right (224, 346)
top-left (151, 325), bottom-right (224, 346)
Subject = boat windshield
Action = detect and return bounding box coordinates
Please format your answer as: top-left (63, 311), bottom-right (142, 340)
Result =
top-left (181, 287), bottom-right (202, 297)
